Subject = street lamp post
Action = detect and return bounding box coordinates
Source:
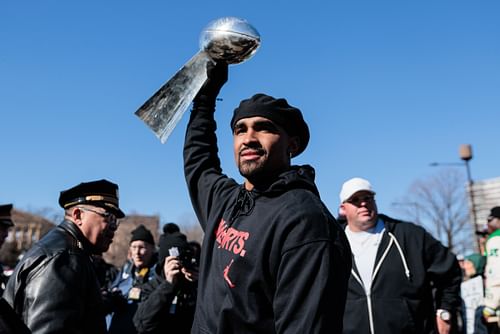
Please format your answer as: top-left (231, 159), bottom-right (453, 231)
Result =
top-left (459, 144), bottom-right (481, 252)
top-left (429, 144), bottom-right (480, 252)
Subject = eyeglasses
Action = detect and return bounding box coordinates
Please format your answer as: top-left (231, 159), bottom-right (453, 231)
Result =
top-left (346, 195), bottom-right (375, 206)
top-left (78, 207), bottom-right (118, 226)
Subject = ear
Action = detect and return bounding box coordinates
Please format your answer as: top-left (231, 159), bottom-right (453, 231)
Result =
top-left (70, 207), bottom-right (84, 226)
top-left (338, 205), bottom-right (346, 216)
top-left (287, 136), bottom-right (300, 157)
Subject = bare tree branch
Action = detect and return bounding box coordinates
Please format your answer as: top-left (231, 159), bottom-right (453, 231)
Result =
top-left (392, 168), bottom-right (474, 254)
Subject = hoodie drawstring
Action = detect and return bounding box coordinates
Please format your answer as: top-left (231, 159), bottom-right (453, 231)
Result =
top-left (388, 232), bottom-right (411, 280)
top-left (228, 189), bottom-right (255, 223)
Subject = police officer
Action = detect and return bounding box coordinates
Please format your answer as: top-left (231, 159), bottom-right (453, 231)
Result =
top-left (3, 179), bottom-right (125, 334)
top-left (0, 204), bottom-right (14, 294)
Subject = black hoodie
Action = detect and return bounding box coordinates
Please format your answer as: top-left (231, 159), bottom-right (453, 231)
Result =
top-left (184, 98), bottom-right (351, 333)
top-left (341, 215), bottom-right (461, 334)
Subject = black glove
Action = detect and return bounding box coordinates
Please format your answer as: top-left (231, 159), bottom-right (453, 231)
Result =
top-left (101, 289), bottom-right (128, 314)
top-left (195, 60), bottom-right (228, 100)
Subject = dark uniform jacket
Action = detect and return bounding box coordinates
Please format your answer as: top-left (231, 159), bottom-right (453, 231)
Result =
top-left (342, 214), bottom-right (462, 334)
top-left (183, 97), bottom-right (352, 333)
top-left (3, 220), bottom-right (106, 334)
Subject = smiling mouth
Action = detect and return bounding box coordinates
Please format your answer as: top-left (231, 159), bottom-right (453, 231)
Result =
top-left (240, 148), bottom-right (264, 160)
top-left (241, 153), bottom-right (259, 160)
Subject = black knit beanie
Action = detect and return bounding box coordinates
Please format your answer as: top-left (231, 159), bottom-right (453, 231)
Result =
top-left (130, 224), bottom-right (155, 246)
top-left (163, 222), bottom-right (180, 234)
top-left (230, 93), bottom-right (310, 157)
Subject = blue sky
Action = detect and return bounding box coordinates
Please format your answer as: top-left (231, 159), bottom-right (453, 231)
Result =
top-left (1, 1), bottom-right (499, 230)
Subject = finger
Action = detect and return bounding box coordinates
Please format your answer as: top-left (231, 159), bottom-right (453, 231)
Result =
top-left (165, 255), bottom-right (178, 262)
top-left (167, 261), bottom-right (180, 270)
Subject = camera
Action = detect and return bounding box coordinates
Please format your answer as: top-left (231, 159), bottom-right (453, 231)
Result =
top-left (168, 247), bottom-right (199, 270)
top-left (179, 247), bottom-right (198, 270)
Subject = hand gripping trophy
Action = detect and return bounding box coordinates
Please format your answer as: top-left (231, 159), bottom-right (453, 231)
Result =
top-left (135, 17), bottom-right (261, 143)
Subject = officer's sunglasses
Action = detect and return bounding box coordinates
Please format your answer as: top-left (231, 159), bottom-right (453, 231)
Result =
top-left (77, 207), bottom-right (118, 226)
top-left (346, 195), bottom-right (375, 206)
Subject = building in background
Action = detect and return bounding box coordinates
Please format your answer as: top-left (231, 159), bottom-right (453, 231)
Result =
top-left (470, 177), bottom-right (500, 230)
top-left (0, 209), bottom-right (53, 269)
top-left (0, 210), bottom-right (161, 269)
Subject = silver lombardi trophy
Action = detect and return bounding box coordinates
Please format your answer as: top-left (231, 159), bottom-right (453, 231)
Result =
top-left (135, 17), bottom-right (261, 143)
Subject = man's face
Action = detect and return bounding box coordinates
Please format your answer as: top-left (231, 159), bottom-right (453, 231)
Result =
top-left (0, 225), bottom-right (10, 248)
top-left (233, 116), bottom-right (296, 184)
top-left (76, 205), bottom-right (118, 253)
top-left (487, 217), bottom-right (500, 234)
top-left (340, 191), bottom-right (378, 232)
top-left (129, 240), bottom-right (154, 269)
top-left (463, 259), bottom-right (477, 278)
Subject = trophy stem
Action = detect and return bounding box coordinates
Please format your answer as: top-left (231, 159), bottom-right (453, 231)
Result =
top-left (135, 51), bottom-right (212, 143)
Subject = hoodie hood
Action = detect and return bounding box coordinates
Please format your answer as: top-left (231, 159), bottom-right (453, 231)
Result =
top-left (256, 164), bottom-right (320, 196)
top-left (229, 165), bottom-right (320, 223)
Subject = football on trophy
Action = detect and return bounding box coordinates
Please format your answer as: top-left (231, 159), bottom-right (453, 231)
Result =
top-left (200, 17), bottom-right (261, 64)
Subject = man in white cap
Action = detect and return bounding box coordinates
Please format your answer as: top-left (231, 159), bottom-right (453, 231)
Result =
top-left (338, 177), bottom-right (461, 334)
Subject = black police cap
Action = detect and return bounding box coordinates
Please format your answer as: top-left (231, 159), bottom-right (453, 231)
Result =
top-left (0, 204), bottom-right (14, 227)
top-left (58, 179), bottom-right (125, 218)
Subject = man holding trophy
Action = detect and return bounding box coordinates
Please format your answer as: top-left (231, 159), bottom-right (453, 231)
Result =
top-left (183, 58), bottom-right (351, 333)
top-left (136, 17), bottom-right (352, 333)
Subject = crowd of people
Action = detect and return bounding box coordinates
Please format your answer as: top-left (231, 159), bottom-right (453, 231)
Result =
top-left (0, 60), bottom-right (498, 333)
top-left (0, 184), bottom-right (201, 334)
top-left (457, 208), bottom-right (500, 334)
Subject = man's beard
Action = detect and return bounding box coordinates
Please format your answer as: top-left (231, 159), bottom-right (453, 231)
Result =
top-left (237, 146), bottom-right (268, 180)
top-left (238, 158), bottom-right (266, 179)
top-left (238, 156), bottom-right (286, 188)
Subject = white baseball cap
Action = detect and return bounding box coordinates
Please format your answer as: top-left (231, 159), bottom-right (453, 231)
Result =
top-left (339, 177), bottom-right (376, 203)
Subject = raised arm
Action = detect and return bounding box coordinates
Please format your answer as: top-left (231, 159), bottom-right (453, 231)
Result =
top-left (183, 62), bottom-right (236, 230)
